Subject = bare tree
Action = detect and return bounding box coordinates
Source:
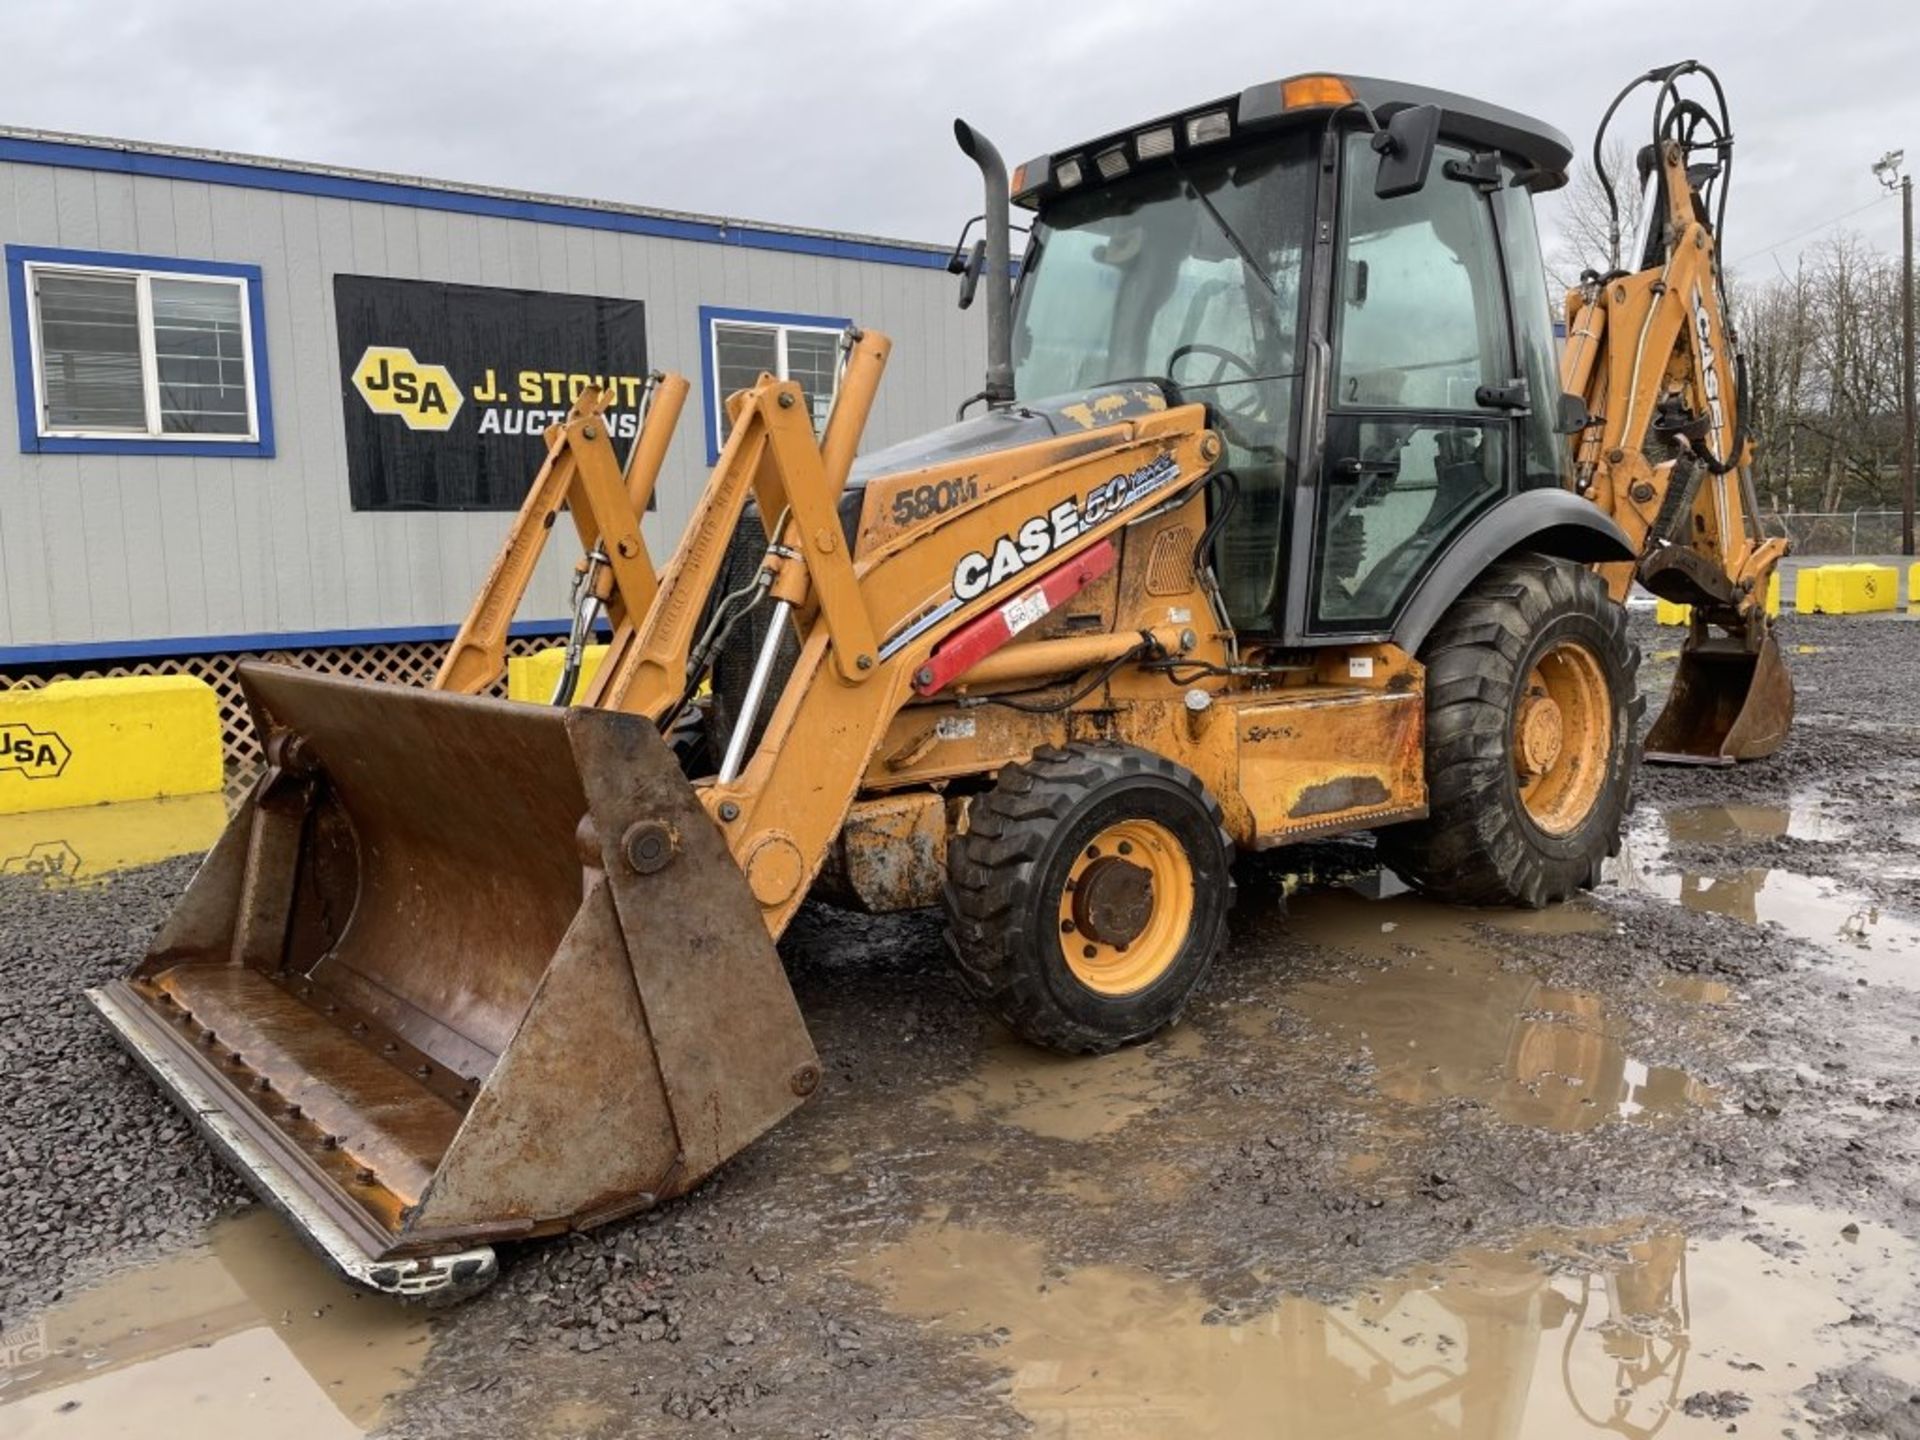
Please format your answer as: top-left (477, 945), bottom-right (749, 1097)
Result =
top-left (1543, 142), bottom-right (1647, 292)
top-left (1735, 232), bottom-right (1907, 517)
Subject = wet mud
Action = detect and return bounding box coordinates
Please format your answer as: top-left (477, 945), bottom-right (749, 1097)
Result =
top-left (4, 612), bottom-right (1920, 1437)
top-left (2, 1208), bottom-right (428, 1437)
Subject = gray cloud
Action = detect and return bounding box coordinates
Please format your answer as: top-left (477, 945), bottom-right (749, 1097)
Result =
top-left (5, 0), bottom-right (1915, 274)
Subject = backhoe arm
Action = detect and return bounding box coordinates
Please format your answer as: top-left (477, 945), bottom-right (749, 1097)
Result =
top-left (1559, 117), bottom-right (1792, 764)
top-left (1562, 137), bottom-right (1785, 614)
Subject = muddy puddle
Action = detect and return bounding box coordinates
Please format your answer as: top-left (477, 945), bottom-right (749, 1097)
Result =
top-left (930, 1025), bottom-right (1207, 1141)
top-left (926, 881), bottom-right (1722, 1151)
top-left (855, 1199), bottom-right (1918, 1438)
top-left (1618, 801), bottom-right (1920, 986)
top-left (1658, 797), bottom-right (1852, 844)
top-left (1278, 890), bottom-right (1716, 1133)
top-left (0, 1207), bottom-right (426, 1437)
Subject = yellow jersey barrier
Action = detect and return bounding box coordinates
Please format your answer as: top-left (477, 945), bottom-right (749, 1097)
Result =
top-left (1, 676), bottom-right (222, 816)
top-left (505, 644), bottom-right (608, 704)
top-left (1795, 563), bottom-right (1898, 616)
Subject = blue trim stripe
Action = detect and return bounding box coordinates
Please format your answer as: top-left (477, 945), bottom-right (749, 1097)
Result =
top-left (5, 243), bottom-right (276, 458)
top-left (0, 617), bottom-right (589, 667)
top-left (0, 136), bottom-right (951, 273)
top-left (697, 304), bottom-right (852, 463)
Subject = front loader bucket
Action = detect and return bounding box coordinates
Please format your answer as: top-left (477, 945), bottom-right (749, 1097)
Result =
top-left (1644, 628), bottom-right (1794, 766)
top-left (88, 663), bottom-right (816, 1298)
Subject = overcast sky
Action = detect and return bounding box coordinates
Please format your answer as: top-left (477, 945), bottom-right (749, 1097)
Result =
top-left (4, 0), bottom-right (1915, 280)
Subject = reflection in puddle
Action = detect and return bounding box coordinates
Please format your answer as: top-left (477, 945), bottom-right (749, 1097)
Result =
top-left (1656, 974), bottom-right (1733, 1005)
top-left (0, 1207), bottom-right (427, 1437)
top-left (1659, 799), bottom-right (1849, 844)
top-left (1282, 892), bottom-right (1711, 1132)
top-left (930, 1025), bottom-right (1203, 1141)
top-left (1616, 855), bottom-right (1920, 986)
top-left (856, 1204), bottom-right (1917, 1439)
top-left (0, 793), bottom-right (227, 885)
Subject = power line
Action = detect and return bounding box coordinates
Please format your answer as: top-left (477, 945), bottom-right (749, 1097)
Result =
top-left (1728, 192), bottom-right (1896, 267)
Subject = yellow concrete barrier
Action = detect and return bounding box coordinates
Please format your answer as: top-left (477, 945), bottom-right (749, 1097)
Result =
top-left (1796, 567), bottom-right (1823, 615)
top-left (0, 791), bottom-right (227, 883)
top-left (506, 644), bottom-right (607, 704)
top-left (0, 676), bottom-right (222, 816)
top-left (1800, 562), bottom-right (1897, 615)
top-left (1655, 573), bottom-right (1779, 626)
top-left (1909, 561), bottom-right (1919, 612)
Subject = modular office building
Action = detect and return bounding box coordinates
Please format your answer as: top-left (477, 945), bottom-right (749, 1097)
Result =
top-left (0, 126), bottom-right (982, 732)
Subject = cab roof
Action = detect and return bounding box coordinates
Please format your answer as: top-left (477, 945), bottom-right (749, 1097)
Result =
top-left (1011, 72), bottom-right (1573, 209)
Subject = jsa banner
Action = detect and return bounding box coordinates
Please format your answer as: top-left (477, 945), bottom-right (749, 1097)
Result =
top-left (334, 275), bottom-right (648, 511)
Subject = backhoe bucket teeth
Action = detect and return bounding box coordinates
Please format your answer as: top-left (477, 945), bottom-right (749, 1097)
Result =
top-left (88, 663), bottom-right (816, 1298)
top-left (1644, 627), bottom-right (1794, 766)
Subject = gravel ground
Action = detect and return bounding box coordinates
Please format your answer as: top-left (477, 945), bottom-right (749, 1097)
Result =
top-left (0, 857), bottom-right (243, 1316)
top-left (3, 609), bottom-right (1920, 1436)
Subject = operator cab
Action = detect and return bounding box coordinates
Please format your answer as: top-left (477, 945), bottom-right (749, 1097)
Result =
top-left (1005, 73), bottom-right (1574, 645)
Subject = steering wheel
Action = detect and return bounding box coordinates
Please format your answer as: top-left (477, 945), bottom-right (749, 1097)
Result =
top-left (1166, 343), bottom-right (1266, 448)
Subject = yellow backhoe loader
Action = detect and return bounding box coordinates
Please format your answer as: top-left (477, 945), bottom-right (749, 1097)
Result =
top-left (89, 61), bottom-right (1788, 1296)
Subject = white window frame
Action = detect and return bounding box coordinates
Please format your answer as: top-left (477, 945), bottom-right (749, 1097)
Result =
top-left (705, 313), bottom-right (845, 458)
top-left (23, 259), bottom-right (260, 443)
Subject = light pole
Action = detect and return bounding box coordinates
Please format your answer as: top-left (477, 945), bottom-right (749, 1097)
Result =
top-left (1874, 150), bottom-right (1915, 557)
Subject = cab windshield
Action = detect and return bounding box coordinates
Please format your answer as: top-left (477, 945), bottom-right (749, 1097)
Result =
top-left (1011, 133), bottom-right (1315, 624)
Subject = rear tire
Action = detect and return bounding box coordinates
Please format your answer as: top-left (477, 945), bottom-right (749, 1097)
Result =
top-left (944, 744), bottom-right (1235, 1054)
top-left (1379, 553), bottom-right (1641, 908)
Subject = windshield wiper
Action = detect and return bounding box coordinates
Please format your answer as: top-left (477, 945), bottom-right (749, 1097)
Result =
top-left (1174, 161), bottom-right (1278, 299)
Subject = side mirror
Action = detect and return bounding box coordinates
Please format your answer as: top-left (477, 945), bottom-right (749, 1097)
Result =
top-left (1373, 103), bottom-right (1442, 199)
top-left (955, 237), bottom-right (987, 311)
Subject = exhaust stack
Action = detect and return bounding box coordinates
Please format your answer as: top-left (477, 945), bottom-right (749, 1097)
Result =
top-left (953, 119), bottom-right (1015, 406)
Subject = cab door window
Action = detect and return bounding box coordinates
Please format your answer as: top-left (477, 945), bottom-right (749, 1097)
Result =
top-left (1314, 137), bottom-right (1515, 630)
top-left (1494, 177), bottom-right (1573, 488)
top-left (1333, 140), bottom-right (1511, 410)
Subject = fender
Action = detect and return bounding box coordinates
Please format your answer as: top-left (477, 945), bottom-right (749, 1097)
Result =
top-left (1392, 488), bottom-right (1635, 655)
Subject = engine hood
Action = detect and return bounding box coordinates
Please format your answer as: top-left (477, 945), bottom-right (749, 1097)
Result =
top-left (848, 381), bottom-right (1173, 489)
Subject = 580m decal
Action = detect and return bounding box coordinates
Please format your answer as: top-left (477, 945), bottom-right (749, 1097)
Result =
top-left (950, 454), bottom-right (1180, 602)
top-left (891, 475), bottom-right (979, 525)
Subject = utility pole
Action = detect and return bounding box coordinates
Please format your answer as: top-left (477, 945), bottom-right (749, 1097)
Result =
top-left (1875, 151), bottom-right (1915, 556)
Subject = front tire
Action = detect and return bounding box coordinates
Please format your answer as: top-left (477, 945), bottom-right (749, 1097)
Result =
top-left (944, 745), bottom-right (1235, 1054)
top-left (1380, 553), bottom-right (1641, 908)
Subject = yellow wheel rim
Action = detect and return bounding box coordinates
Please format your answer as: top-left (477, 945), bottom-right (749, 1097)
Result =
top-left (1057, 818), bottom-right (1195, 997)
top-left (1514, 639), bottom-right (1613, 836)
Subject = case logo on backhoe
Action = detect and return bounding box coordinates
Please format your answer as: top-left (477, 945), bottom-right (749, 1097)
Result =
top-left (0, 722), bottom-right (71, 781)
top-left (352, 346), bottom-right (466, 432)
top-left (951, 453), bottom-right (1180, 602)
top-left (1690, 283), bottom-right (1725, 436)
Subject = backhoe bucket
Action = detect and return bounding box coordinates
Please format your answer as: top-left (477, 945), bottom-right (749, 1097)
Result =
top-left (1643, 627), bottom-right (1794, 765)
top-left (88, 663), bottom-right (816, 1298)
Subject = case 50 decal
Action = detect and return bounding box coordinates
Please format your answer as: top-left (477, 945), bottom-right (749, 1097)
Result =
top-left (950, 453), bottom-right (1179, 602)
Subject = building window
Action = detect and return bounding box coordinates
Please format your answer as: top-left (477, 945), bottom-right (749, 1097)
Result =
top-left (698, 305), bottom-right (850, 461)
top-left (6, 245), bottom-right (274, 457)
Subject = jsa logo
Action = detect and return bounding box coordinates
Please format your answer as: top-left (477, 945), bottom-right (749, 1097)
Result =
top-left (0, 722), bottom-right (72, 780)
top-left (353, 346), bottom-right (465, 432)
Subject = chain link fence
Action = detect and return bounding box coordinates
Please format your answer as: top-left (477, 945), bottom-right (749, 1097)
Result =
top-left (1759, 510), bottom-right (1915, 558)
